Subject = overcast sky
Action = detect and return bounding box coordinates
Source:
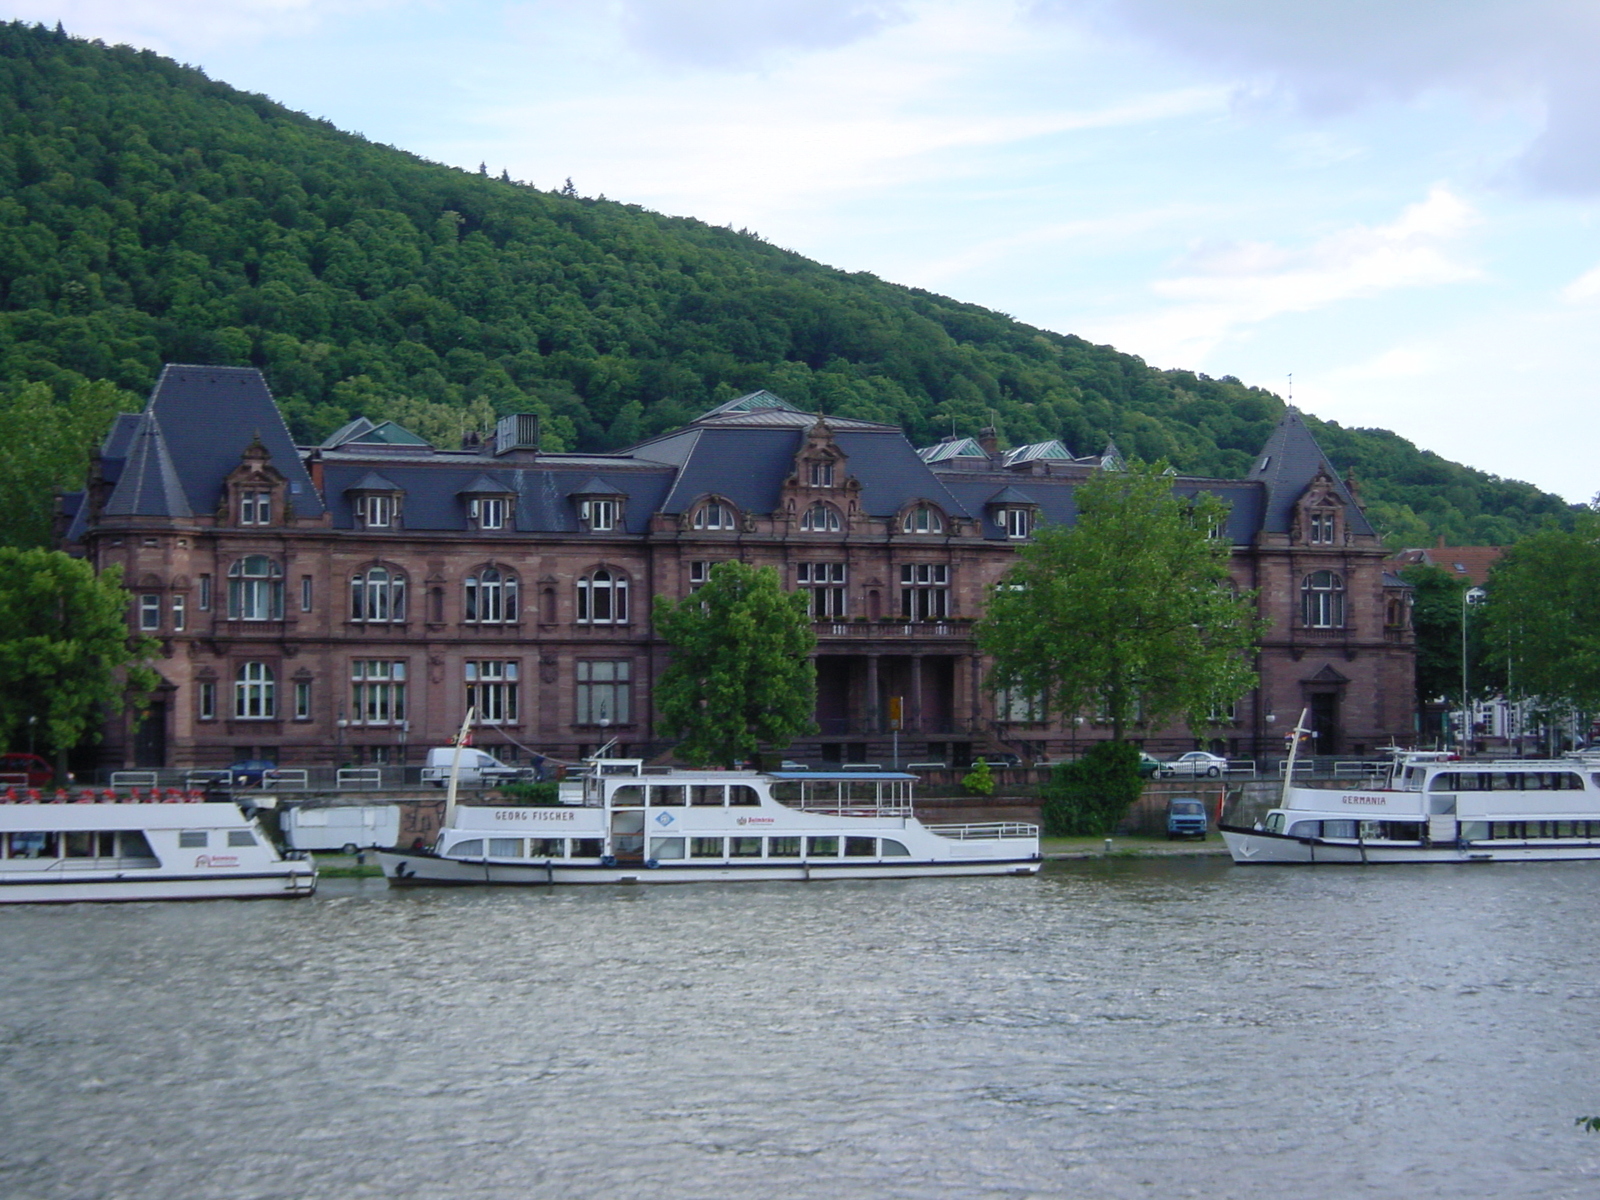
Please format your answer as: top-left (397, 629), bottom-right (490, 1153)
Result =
top-left (12, 0), bottom-right (1600, 502)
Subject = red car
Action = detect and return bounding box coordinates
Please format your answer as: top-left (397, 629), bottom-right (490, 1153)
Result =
top-left (0, 752), bottom-right (53, 787)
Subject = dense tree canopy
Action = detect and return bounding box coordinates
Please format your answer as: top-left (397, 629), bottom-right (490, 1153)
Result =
top-left (978, 462), bottom-right (1263, 743)
top-left (0, 21), bottom-right (1574, 548)
top-left (653, 562), bottom-right (817, 767)
top-left (0, 548), bottom-right (160, 758)
top-left (1483, 512), bottom-right (1600, 720)
top-left (1401, 563), bottom-right (1500, 709)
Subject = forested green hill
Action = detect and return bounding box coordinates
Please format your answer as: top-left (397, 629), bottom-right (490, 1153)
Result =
top-left (0, 21), bottom-right (1571, 548)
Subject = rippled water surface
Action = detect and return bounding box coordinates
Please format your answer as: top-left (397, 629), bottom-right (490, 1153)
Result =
top-left (4, 860), bottom-right (1600, 1199)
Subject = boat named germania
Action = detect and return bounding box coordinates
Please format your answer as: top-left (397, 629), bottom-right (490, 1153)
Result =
top-left (1221, 751), bottom-right (1600, 864)
top-left (376, 761), bottom-right (1041, 886)
top-left (0, 796), bottom-right (316, 902)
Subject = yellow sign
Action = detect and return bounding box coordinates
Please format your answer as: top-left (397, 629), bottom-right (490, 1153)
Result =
top-left (888, 696), bottom-right (903, 730)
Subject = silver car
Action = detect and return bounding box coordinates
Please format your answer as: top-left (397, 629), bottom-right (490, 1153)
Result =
top-left (1160, 751), bottom-right (1228, 778)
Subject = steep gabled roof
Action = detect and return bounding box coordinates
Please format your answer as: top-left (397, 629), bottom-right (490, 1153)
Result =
top-left (346, 471), bottom-right (402, 493)
top-left (1247, 409), bottom-right (1373, 537)
top-left (146, 365), bottom-right (325, 517)
top-left (698, 389), bottom-right (803, 417)
top-left (918, 437), bottom-right (987, 463)
top-left (1002, 440), bottom-right (1073, 466)
top-left (102, 411), bottom-right (192, 518)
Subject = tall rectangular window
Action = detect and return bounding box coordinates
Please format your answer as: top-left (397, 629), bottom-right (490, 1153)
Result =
top-left (472, 498), bottom-right (506, 530)
top-left (198, 680), bottom-right (216, 721)
top-left (239, 490), bottom-right (272, 525)
top-left (900, 563), bottom-right (949, 620)
top-left (351, 660), bottom-right (406, 725)
top-left (809, 461), bottom-right (834, 487)
top-left (583, 499), bottom-right (617, 531)
top-left (198, 574), bottom-right (212, 612)
top-left (466, 661), bottom-right (518, 725)
top-left (294, 680), bottom-right (313, 721)
top-left (576, 661), bottom-right (631, 725)
top-left (689, 562), bottom-right (715, 592)
top-left (138, 594), bottom-right (161, 631)
top-left (797, 563), bottom-right (846, 618)
top-left (301, 576), bottom-right (313, 612)
top-left (171, 594), bottom-right (186, 632)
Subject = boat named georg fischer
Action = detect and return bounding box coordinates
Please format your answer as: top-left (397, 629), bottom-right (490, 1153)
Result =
top-left (376, 758), bottom-right (1041, 886)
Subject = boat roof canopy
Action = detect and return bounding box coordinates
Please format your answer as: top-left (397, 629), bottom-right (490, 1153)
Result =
top-left (769, 771), bottom-right (918, 782)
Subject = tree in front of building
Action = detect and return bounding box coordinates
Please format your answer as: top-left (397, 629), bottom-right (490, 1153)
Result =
top-left (0, 548), bottom-right (161, 767)
top-left (1401, 562), bottom-right (1501, 741)
top-left (978, 460), bottom-right (1263, 745)
top-left (653, 561), bottom-right (817, 768)
top-left (1483, 510), bottom-right (1600, 735)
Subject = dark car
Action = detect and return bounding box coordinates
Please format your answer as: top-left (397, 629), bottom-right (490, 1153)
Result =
top-left (228, 759), bottom-right (277, 787)
top-left (0, 752), bottom-right (52, 787)
top-left (1166, 797), bottom-right (1209, 839)
top-left (1137, 752), bottom-right (1163, 779)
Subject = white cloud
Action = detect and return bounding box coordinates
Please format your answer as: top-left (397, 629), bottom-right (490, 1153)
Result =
top-left (615, 0), bottom-right (909, 67)
top-left (1031, 0), bottom-right (1600, 194)
top-left (1080, 187), bottom-right (1484, 366)
top-left (1561, 262), bottom-right (1600, 303)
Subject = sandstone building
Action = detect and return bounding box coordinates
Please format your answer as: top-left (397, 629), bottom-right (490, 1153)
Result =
top-left (66, 365), bottom-right (1415, 770)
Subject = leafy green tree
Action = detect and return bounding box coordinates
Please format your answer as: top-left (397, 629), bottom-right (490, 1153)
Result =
top-left (978, 461), bottom-right (1264, 743)
top-left (0, 549), bottom-right (160, 762)
top-left (0, 379), bottom-right (137, 548)
top-left (653, 561), bottom-right (817, 767)
top-left (1483, 511), bottom-right (1600, 719)
top-left (1039, 741), bottom-right (1143, 836)
top-left (1401, 563), bottom-right (1500, 714)
top-left (961, 759), bottom-right (995, 796)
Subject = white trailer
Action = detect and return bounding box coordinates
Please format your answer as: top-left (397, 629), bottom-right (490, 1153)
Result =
top-left (282, 804), bottom-right (401, 853)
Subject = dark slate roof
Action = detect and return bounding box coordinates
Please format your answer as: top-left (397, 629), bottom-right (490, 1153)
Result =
top-left (101, 413), bottom-right (143, 460)
top-left (658, 427), bottom-right (801, 515)
top-left (986, 485), bottom-right (1040, 506)
top-left (346, 471), bottom-right (402, 493)
top-left (102, 412), bottom-right (193, 518)
top-left (320, 459), bottom-right (675, 534)
top-left (573, 476), bottom-right (625, 495)
top-left (458, 473), bottom-right (513, 496)
top-left (147, 365), bottom-right (325, 517)
top-left (940, 475), bottom-right (1078, 539)
top-left (1247, 409), bottom-right (1373, 537)
top-left (834, 430), bottom-right (970, 517)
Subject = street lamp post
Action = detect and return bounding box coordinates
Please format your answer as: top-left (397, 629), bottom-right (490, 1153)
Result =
top-left (1461, 586), bottom-right (1485, 756)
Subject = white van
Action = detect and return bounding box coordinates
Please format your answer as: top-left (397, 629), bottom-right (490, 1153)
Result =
top-left (420, 747), bottom-right (533, 787)
top-left (282, 804), bottom-right (401, 853)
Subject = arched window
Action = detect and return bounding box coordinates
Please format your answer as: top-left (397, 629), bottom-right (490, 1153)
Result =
top-left (800, 502), bottom-right (842, 533)
top-left (577, 568), bottom-right (629, 624)
top-left (901, 505), bottom-right (945, 534)
top-left (227, 556), bottom-right (284, 621)
top-left (465, 567), bottom-right (518, 624)
top-left (234, 662), bottom-right (275, 719)
top-left (693, 501), bottom-right (736, 530)
top-left (1302, 571), bottom-right (1345, 629)
top-left (350, 565), bottom-right (406, 622)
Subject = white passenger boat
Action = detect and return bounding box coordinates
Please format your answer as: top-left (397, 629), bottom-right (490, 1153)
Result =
top-left (0, 796), bottom-right (317, 902)
top-left (376, 760), bottom-right (1041, 886)
top-left (1221, 728), bottom-right (1600, 864)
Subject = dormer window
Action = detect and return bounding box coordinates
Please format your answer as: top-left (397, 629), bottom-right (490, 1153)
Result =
top-left (472, 497), bottom-right (507, 530)
top-left (1308, 510), bottom-right (1336, 545)
top-left (902, 505), bottom-right (945, 535)
top-left (581, 499), bottom-right (617, 532)
top-left (1002, 508), bottom-right (1031, 539)
top-left (692, 501), bottom-right (737, 531)
top-left (240, 490), bottom-right (272, 525)
top-left (800, 502), bottom-right (842, 533)
top-left (809, 461), bottom-right (834, 487)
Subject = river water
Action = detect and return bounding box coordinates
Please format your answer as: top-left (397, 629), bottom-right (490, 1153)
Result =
top-left (3, 859), bottom-right (1599, 1199)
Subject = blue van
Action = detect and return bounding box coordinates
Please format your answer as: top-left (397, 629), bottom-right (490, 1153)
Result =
top-left (1166, 797), bottom-right (1208, 839)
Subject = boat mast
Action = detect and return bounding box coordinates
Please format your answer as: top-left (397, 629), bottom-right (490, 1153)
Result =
top-left (442, 707), bottom-right (476, 833)
top-left (1282, 707), bottom-right (1311, 808)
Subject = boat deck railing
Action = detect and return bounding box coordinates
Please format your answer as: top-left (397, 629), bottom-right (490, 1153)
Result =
top-left (785, 797), bottom-right (914, 817)
top-left (924, 822), bottom-right (1039, 841)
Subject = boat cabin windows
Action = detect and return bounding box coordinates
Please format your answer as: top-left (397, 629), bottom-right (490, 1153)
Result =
top-left (730, 837), bottom-right (762, 857)
top-left (881, 839), bottom-right (910, 856)
top-left (769, 837), bottom-right (801, 857)
top-left (670, 784), bottom-right (759, 807)
top-left (3, 830), bottom-right (155, 860)
top-left (651, 838), bottom-right (685, 860)
top-left (1429, 770), bottom-right (1584, 791)
top-left (1287, 819), bottom-right (1422, 841)
top-left (451, 839), bottom-right (483, 856)
top-left (179, 831), bottom-right (208, 848)
top-left (690, 837), bottom-right (724, 858)
top-left (227, 831), bottom-right (257, 847)
top-left (808, 836), bottom-right (839, 857)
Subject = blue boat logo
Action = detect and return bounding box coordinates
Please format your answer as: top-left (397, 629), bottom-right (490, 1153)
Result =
top-left (655, 812), bottom-right (675, 826)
